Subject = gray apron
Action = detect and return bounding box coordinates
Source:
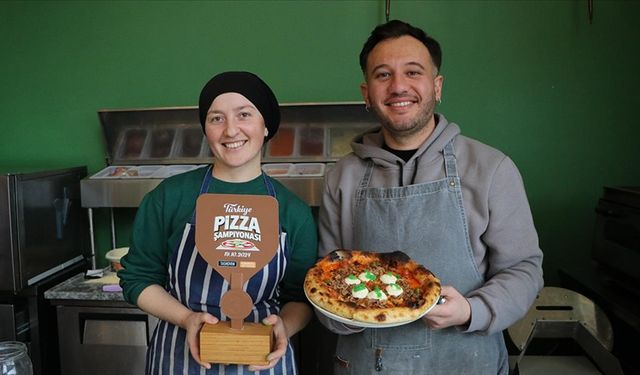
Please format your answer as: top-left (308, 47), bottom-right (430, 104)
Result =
top-left (334, 140), bottom-right (508, 375)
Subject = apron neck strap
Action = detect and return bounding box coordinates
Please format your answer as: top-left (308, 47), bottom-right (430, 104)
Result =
top-left (191, 165), bottom-right (279, 227)
top-left (443, 140), bottom-right (458, 178)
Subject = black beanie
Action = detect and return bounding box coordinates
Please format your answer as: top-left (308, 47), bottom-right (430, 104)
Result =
top-left (198, 71), bottom-right (280, 142)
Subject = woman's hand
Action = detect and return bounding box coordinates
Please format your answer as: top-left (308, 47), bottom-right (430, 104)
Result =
top-left (180, 311), bottom-right (219, 369)
top-left (422, 285), bottom-right (471, 330)
top-left (248, 314), bottom-right (288, 371)
top-left (137, 285), bottom-right (220, 369)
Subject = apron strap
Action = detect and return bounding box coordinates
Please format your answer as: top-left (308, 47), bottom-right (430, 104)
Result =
top-left (443, 140), bottom-right (459, 178)
top-left (199, 165), bottom-right (214, 194)
top-left (356, 161), bottom-right (375, 198)
top-left (262, 172), bottom-right (283, 240)
top-left (188, 165), bottom-right (214, 223)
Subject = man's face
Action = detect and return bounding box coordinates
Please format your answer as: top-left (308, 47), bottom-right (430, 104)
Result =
top-left (361, 35), bottom-right (443, 147)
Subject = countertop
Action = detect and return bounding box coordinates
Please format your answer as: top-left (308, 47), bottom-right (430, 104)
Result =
top-left (44, 270), bottom-right (125, 302)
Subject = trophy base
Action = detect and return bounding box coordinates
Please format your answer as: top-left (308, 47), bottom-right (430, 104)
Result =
top-left (200, 321), bottom-right (273, 365)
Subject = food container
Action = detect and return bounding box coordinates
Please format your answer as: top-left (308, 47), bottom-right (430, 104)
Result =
top-left (267, 126), bottom-right (296, 157)
top-left (105, 247), bottom-right (129, 271)
top-left (298, 126), bottom-right (325, 156)
top-left (149, 128), bottom-right (176, 158)
top-left (179, 127), bottom-right (205, 158)
top-left (90, 165), bottom-right (163, 179)
top-left (151, 165), bottom-right (199, 178)
top-left (262, 163), bottom-right (292, 177)
top-left (119, 129), bottom-right (148, 159)
top-left (329, 125), bottom-right (369, 157)
top-left (290, 163), bottom-right (325, 177)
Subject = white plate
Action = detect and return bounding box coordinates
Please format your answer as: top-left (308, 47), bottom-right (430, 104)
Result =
top-left (305, 289), bottom-right (440, 329)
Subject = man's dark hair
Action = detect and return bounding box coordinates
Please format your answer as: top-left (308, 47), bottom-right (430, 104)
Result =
top-left (359, 20), bottom-right (442, 74)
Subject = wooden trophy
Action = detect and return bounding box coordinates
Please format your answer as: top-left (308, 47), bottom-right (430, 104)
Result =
top-left (195, 194), bottom-right (279, 365)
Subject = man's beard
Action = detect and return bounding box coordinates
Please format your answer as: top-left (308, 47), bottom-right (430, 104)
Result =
top-left (372, 95), bottom-right (436, 142)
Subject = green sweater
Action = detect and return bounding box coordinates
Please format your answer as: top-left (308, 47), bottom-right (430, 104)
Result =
top-left (119, 166), bottom-right (318, 307)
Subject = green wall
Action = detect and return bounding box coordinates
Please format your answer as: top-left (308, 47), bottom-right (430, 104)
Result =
top-left (2, 1), bottom-right (639, 282)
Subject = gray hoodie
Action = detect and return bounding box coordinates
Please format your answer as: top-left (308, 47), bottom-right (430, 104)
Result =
top-left (318, 113), bottom-right (544, 335)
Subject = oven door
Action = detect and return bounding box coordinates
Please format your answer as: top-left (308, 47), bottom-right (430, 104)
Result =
top-left (592, 198), bottom-right (640, 284)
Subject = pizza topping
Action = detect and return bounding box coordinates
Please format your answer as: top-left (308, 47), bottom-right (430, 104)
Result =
top-left (385, 283), bottom-right (403, 297)
top-left (352, 284), bottom-right (369, 299)
top-left (344, 274), bottom-right (361, 285)
top-left (358, 271), bottom-right (376, 282)
top-left (380, 272), bottom-right (398, 284)
top-left (367, 287), bottom-right (387, 300)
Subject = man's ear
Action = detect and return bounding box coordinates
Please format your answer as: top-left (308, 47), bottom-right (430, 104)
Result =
top-left (434, 75), bottom-right (444, 102)
top-left (360, 82), bottom-right (369, 107)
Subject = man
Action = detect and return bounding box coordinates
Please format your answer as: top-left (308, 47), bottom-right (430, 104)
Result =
top-left (317, 20), bottom-right (544, 374)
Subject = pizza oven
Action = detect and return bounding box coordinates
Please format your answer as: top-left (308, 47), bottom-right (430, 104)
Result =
top-left (592, 186), bottom-right (640, 293)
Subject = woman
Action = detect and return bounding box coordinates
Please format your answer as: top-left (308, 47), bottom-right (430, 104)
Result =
top-left (119, 71), bottom-right (318, 374)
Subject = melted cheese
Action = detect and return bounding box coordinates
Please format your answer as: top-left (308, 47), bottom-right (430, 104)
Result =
top-left (358, 271), bottom-right (376, 282)
top-left (367, 287), bottom-right (388, 300)
top-left (344, 274), bottom-right (361, 285)
top-left (380, 272), bottom-right (397, 284)
top-left (386, 283), bottom-right (403, 297)
top-left (352, 284), bottom-right (369, 299)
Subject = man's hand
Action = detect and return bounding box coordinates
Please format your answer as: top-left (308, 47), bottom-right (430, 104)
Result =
top-left (422, 285), bottom-right (471, 329)
top-left (180, 311), bottom-right (219, 369)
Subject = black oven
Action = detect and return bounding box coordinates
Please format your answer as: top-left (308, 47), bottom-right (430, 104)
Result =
top-left (592, 186), bottom-right (640, 291)
top-left (0, 166), bottom-right (89, 375)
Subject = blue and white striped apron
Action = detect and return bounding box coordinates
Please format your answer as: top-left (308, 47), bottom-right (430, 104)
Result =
top-left (146, 166), bottom-right (297, 375)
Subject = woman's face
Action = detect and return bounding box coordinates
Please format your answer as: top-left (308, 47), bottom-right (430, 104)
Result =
top-left (204, 92), bottom-right (267, 179)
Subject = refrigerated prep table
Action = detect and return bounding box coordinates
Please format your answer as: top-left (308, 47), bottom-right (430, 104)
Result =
top-left (81, 102), bottom-right (378, 267)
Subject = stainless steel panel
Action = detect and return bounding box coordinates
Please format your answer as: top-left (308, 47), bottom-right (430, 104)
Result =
top-left (83, 319), bottom-right (148, 346)
top-left (81, 178), bottom-right (161, 207)
top-left (57, 305), bottom-right (158, 375)
top-left (276, 176), bottom-right (324, 207)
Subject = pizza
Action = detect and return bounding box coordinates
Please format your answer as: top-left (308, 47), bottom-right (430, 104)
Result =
top-left (304, 250), bottom-right (441, 324)
top-left (216, 239), bottom-right (259, 251)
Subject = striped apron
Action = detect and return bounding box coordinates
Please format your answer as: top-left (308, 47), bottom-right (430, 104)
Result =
top-left (147, 167), bottom-right (297, 375)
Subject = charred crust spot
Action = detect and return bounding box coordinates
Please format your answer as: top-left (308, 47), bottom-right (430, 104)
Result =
top-left (381, 251), bottom-right (411, 265)
top-left (309, 288), bottom-right (317, 293)
top-left (328, 249), bottom-right (351, 261)
top-left (375, 314), bottom-right (387, 322)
